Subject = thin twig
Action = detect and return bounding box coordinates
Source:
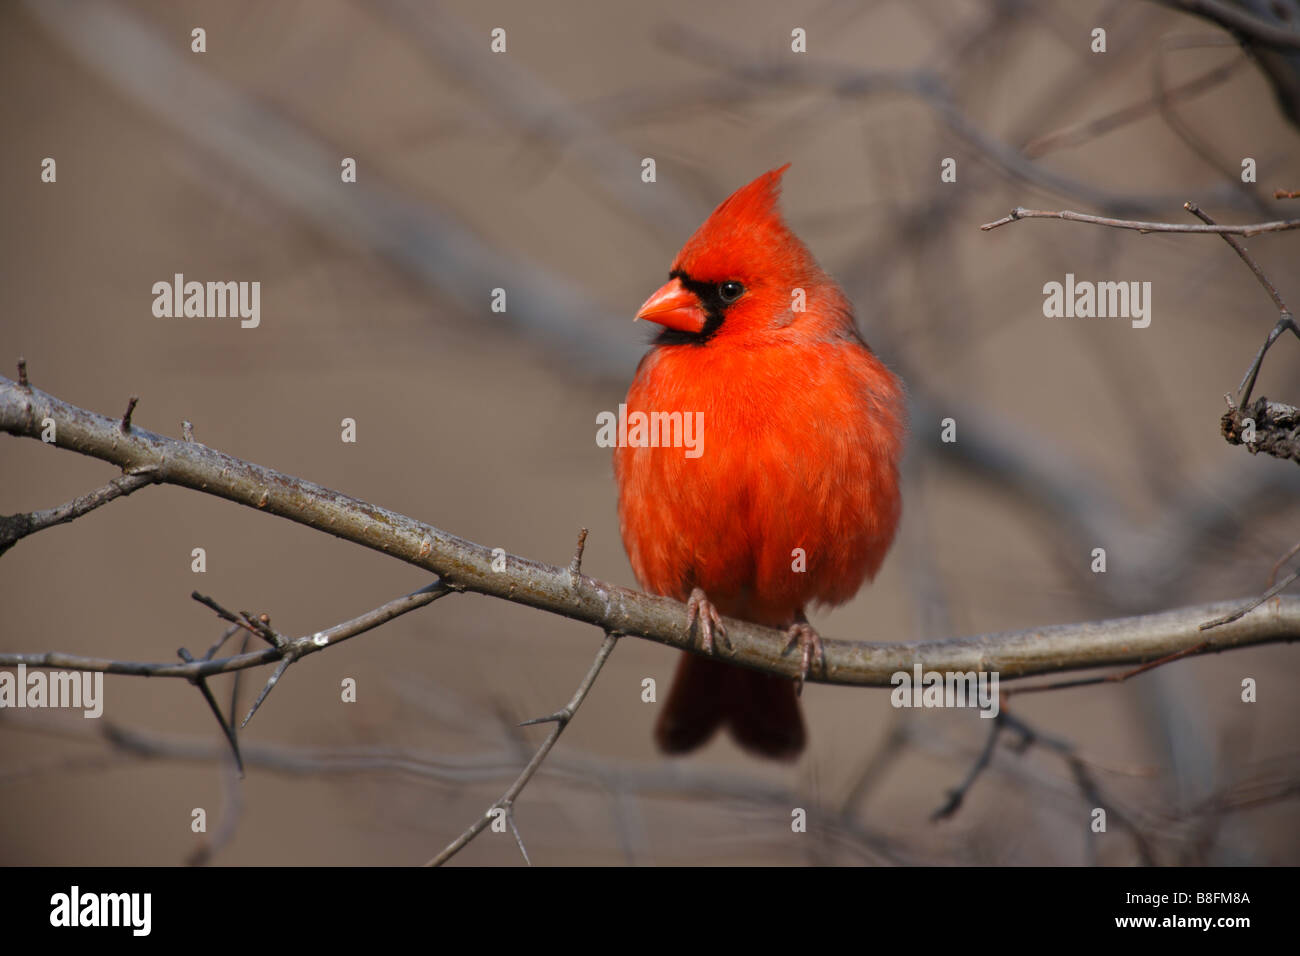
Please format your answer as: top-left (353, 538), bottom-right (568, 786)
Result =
top-left (177, 647), bottom-right (244, 774)
top-left (929, 709), bottom-right (1155, 863)
top-left (241, 656), bottom-right (294, 728)
top-left (1201, 568), bottom-right (1300, 630)
top-left (0, 581), bottom-right (451, 690)
top-left (4, 711), bottom-right (921, 863)
top-left (1183, 203), bottom-right (1290, 315)
top-left (1269, 541), bottom-right (1300, 588)
top-left (202, 623), bottom-right (244, 662)
top-left (980, 206), bottom-right (1300, 234)
top-left (191, 592), bottom-right (283, 649)
top-left (1003, 625), bottom-right (1238, 697)
top-left (0, 472), bottom-right (156, 556)
top-left (426, 630), bottom-right (620, 866)
top-left (931, 715), bottom-right (1007, 821)
top-left (1182, 202), bottom-right (1299, 421)
top-left (999, 712), bottom-right (1157, 865)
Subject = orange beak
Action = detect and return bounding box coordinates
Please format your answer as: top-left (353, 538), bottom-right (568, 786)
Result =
top-left (635, 277), bottom-right (706, 334)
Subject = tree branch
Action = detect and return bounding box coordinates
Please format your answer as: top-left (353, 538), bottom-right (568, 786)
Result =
top-left (426, 630), bottom-right (620, 866)
top-left (0, 580), bottom-right (452, 681)
top-left (980, 206), bottom-right (1300, 234)
top-left (3, 375), bottom-right (1298, 688)
top-left (0, 471), bottom-right (154, 556)
top-left (980, 203), bottom-right (1300, 467)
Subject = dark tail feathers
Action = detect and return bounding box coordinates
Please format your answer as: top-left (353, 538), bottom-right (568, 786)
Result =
top-left (655, 653), bottom-right (805, 760)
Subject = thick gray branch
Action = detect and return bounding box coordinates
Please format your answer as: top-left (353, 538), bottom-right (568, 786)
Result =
top-left (2, 376), bottom-right (1297, 685)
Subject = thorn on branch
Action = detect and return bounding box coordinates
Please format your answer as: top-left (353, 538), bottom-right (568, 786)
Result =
top-left (506, 810), bottom-right (531, 866)
top-left (242, 655), bottom-right (295, 728)
top-left (17, 357), bottom-right (28, 388)
top-left (568, 527), bottom-right (588, 587)
top-left (120, 396), bottom-right (139, 433)
top-left (518, 707), bottom-right (572, 729)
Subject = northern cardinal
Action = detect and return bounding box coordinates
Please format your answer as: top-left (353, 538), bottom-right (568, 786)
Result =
top-left (615, 165), bottom-right (906, 759)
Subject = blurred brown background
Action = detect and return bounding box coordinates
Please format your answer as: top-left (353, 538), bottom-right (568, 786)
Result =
top-left (2, 0), bottom-right (1298, 865)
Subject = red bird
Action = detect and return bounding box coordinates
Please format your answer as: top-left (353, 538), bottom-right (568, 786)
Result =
top-left (615, 165), bottom-right (906, 760)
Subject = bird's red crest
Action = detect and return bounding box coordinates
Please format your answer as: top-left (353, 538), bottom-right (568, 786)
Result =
top-left (672, 164), bottom-right (816, 286)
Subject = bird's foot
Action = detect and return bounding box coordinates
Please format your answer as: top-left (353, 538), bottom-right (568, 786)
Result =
top-left (686, 588), bottom-right (730, 655)
top-left (783, 618), bottom-right (825, 696)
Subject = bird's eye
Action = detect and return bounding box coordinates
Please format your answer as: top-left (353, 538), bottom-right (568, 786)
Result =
top-left (718, 281), bottom-right (745, 303)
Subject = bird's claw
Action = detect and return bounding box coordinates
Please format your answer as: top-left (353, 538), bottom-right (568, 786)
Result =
top-left (783, 620), bottom-right (825, 696)
top-left (686, 588), bottom-right (730, 655)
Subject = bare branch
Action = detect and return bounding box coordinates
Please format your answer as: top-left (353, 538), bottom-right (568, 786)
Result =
top-left (176, 646), bottom-right (243, 775)
top-left (999, 711), bottom-right (1157, 865)
top-left (191, 593), bottom-right (283, 650)
top-left (0, 580), bottom-right (451, 681)
top-left (29, 0), bottom-right (1290, 614)
top-left (0, 472), bottom-right (155, 556)
top-left (981, 201), bottom-right (1300, 466)
top-left (981, 206), bottom-right (1300, 234)
top-left (931, 715), bottom-right (1006, 821)
top-left (3, 376), bottom-right (1297, 687)
top-left (1201, 565), bottom-right (1300, 629)
top-left (427, 630), bottom-right (620, 866)
top-left (1184, 201), bottom-right (1291, 314)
